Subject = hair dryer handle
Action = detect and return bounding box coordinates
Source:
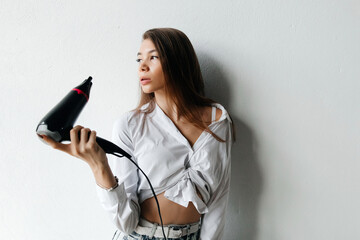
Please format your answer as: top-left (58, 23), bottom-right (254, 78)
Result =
top-left (96, 136), bottom-right (132, 159)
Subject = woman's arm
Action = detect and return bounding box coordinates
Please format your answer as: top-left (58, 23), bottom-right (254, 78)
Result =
top-left (95, 112), bottom-right (141, 234)
top-left (41, 120), bottom-right (141, 234)
top-left (199, 163), bottom-right (231, 240)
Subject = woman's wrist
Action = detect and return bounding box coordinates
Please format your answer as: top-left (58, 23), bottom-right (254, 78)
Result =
top-left (90, 161), bottom-right (117, 189)
top-left (87, 153), bottom-right (109, 171)
top-left (97, 176), bottom-right (119, 191)
top-left (89, 159), bottom-right (107, 171)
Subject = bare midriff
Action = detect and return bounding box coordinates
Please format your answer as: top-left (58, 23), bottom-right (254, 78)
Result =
top-left (140, 192), bottom-right (201, 225)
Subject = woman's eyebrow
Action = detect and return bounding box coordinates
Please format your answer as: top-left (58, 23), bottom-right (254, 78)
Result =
top-left (137, 49), bottom-right (158, 56)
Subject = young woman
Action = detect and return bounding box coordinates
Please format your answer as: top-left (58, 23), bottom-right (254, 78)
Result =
top-left (42, 28), bottom-right (234, 240)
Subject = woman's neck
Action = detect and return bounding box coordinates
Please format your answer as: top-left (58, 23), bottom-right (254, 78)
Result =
top-left (154, 91), bottom-right (179, 121)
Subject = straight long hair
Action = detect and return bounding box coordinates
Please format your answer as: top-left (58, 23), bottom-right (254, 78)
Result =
top-left (136, 28), bottom-right (233, 142)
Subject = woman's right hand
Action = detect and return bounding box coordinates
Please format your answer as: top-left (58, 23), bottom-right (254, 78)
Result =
top-left (41, 125), bottom-right (118, 189)
top-left (40, 125), bottom-right (108, 169)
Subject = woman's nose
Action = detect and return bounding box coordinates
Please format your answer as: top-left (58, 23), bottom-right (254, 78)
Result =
top-left (139, 62), bottom-right (149, 72)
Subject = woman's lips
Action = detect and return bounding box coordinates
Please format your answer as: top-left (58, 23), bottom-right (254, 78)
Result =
top-left (140, 78), bottom-right (151, 85)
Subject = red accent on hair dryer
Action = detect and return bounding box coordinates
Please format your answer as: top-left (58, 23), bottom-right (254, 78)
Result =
top-left (72, 88), bottom-right (89, 101)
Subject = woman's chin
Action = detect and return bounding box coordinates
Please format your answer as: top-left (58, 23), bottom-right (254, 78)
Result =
top-left (141, 85), bottom-right (165, 95)
top-left (141, 87), bottom-right (154, 94)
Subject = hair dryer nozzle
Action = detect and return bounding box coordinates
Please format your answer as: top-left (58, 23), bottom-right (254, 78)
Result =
top-left (74, 76), bottom-right (93, 100)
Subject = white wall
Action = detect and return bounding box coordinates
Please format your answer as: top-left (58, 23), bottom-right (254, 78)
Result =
top-left (1, 1), bottom-right (359, 239)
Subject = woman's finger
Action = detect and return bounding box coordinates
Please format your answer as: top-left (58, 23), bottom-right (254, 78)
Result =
top-left (40, 134), bottom-right (57, 147)
top-left (88, 130), bottom-right (97, 147)
top-left (41, 135), bottom-right (71, 153)
top-left (80, 128), bottom-right (91, 144)
top-left (70, 125), bottom-right (83, 145)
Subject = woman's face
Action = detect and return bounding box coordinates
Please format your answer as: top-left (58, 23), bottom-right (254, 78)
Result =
top-left (137, 39), bottom-right (165, 94)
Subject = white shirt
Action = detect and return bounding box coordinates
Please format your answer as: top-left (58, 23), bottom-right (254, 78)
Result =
top-left (96, 102), bottom-right (233, 240)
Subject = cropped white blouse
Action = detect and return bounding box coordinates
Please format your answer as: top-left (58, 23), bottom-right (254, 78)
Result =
top-left (96, 102), bottom-right (233, 240)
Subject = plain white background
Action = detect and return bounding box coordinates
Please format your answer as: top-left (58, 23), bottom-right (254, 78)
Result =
top-left (1, 1), bottom-right (359, 239)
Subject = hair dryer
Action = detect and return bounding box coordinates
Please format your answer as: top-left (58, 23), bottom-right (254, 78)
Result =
top-left (36, 76), bottom-right (130, 158)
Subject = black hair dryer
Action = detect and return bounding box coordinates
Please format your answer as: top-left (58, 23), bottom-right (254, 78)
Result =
top-left (36, 76), bottom-right (131, 158)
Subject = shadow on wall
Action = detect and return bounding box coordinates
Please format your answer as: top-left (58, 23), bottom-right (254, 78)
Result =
top-left (198, 52), bottom-right (263, 240)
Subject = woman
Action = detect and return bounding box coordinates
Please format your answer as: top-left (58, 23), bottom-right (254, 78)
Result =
top-left (42, 28), bottom-right (234, 240)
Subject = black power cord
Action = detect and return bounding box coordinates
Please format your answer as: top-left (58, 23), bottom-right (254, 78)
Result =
top-left (111, 152), bottom-right (167, 240)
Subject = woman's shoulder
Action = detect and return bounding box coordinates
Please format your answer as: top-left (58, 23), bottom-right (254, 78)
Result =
top-left (114, 102), bottom-right (153, 128)
top-left (210, 103), bottom-right (232, 123)
top-left (209, 103), bottom-right (234, 141)
top-left (198, 103), bottom-right (232, 127)
top-left (114, 110), bottom-right (139, 127)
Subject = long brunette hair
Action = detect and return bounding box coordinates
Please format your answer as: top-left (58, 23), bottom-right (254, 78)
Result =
top-left (136, 28), bottom-right (231, 142)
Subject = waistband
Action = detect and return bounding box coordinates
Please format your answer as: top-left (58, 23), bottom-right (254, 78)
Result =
top-left (134, 218), bottom-right (201, 238)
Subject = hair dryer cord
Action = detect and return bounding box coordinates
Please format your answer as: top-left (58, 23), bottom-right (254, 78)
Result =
top-left (110, 152), bottom-right (167, 240)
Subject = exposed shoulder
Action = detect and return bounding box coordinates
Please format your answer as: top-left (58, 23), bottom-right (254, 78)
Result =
top-left (201, 104), bottom-right (222, 125)
top-left (215, 108), bottom-right (222, 121)
top-left (211, 103), bottom-right (232, 125)
top-left (212, 103), bottom-right (227, 121)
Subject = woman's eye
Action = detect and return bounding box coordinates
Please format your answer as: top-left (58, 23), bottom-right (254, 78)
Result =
top-left (136, 56), bottom-right (158, 63)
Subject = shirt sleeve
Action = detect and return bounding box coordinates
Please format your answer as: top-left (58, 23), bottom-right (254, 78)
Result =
top-left (199, 159), bottom-right (231, 240)
top-left (195, 119), bottom-right (233, 240)
top-left (95, 112), bottom-right (140, 235)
